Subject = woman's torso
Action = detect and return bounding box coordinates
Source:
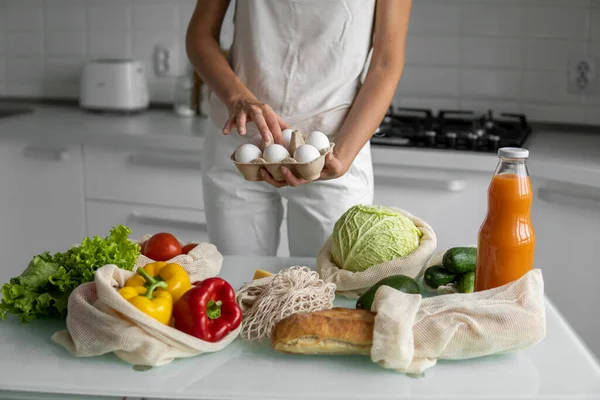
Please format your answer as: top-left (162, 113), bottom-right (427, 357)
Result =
top-left (210, 0), bottom-right (376, 137)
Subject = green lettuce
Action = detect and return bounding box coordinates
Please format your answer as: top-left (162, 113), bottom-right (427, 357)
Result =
top-left (0, 225), bottom-right (140, 323)
top-left (331, 205), bottom-right (422, 272)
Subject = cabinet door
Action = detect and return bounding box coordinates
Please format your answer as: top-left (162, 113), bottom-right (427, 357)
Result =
top-left (86, 200), bottom-right (292, 257)
top-left (531, 178), bottom-right (600, 359)
top-left (373, 163), bottom-right (490, 251)
top-left (83, 145), bottom-right (204, 210)
top-left (0, 139), bottom-right (85, 285)
top-left (86, 200), bottom-right (209, 245)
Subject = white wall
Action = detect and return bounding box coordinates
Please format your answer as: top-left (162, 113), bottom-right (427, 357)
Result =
top-left (396, 0), bottom-right (600, 125)
top-left (0, 0), bottom-right (598, 125)
top-left (0, 0), bottom-right (235, 103)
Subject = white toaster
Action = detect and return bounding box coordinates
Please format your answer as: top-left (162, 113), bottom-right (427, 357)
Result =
top-left (79, 59), bottom-right (150, 112)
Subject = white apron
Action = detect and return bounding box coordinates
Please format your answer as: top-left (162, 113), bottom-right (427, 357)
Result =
top-left (201, 0), bottom-right (376, 257)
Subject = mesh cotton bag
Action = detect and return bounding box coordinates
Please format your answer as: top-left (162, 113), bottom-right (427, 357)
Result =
top-left (135, 236), bottom-right (223, 281)
top-left (51, 243), bottom-right (236, 367)
top-left (235, 266), bottom-right (336, 341)
top-left (370, 269), bottom-right (546, 375)
top-left (316, 207), bottom-right (437, 299)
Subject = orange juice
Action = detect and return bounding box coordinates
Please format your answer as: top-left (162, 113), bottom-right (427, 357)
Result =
top-left (475, 148), bottom-right (536, 291)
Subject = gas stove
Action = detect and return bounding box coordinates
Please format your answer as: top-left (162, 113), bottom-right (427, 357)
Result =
top-left (371, 107), bottom-right (532, 153)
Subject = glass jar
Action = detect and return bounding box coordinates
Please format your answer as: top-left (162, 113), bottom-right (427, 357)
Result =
top-left (475, 147), bottom-right (536, 291)
top-left (173, 74), bottom-right (197, 117)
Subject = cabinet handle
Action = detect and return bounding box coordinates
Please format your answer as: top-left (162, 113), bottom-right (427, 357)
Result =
top-left (374, 174), bottom-right (467, 193)
top-left (129, 212), bottom-right (208, 231)
top-left (128, 153), bottom-right (202, 171)
top-left (23, 146), bottom-right (70, 161)
top-left (538, 187), bottom-right (600, 211)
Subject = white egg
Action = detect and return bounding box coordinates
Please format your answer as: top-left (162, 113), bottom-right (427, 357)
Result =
top-left (281, 128), bottom-right (294, 150)
top-left (306, 130), bottom-right (330, 151)
top-left (248, 133), bottom-right (263, 148)
top-left (235, 143), bottom-right (262, 163)
top-left (263, 144), bottom-right (290, 163)
top-left (294, 144), bottom-right (321, 164)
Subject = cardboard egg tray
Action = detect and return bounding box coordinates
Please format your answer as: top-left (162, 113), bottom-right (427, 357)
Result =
top-left (231, 130), bottom-right (334, 182)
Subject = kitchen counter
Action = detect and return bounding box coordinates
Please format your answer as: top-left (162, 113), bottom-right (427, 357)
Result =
top-left (526, 130), bottom-right (600, 188)
top-left (1, 103), bottom-right (599, 184)
top-left (0, 256), bottom-right (600, 400)
top-left (0, 104), bottom-right (209, 153)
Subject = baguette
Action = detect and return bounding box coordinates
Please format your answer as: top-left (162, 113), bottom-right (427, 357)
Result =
top-left (271, 307), bottom-right (374, 355)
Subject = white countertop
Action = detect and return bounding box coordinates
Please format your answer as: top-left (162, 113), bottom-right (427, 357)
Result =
top-left (0, 104), bottom-right (209, 152)
top-left (0, 256), bottom-right (599, 400)
top-left (1, 104), bottom-right (599, 185)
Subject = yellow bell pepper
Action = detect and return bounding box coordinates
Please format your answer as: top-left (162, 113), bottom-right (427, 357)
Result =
top-left (118, 269), bottom-right (173, 325)
top-left (125, 262), bottom-right (191, 303)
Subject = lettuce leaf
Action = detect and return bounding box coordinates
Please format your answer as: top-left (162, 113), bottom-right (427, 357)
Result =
top-left (0, 225), bottom-right (140, 323)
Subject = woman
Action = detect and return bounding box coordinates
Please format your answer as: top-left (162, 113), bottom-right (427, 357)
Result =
top-left (187, 0), bottom-right (411, 257)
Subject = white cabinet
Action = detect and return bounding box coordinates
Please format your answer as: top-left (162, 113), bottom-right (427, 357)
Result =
top-left (83, 144), bottom-right (209, 249)
top-left (373, 162), bottom-right (491, 251)
top-left (83, 145), bottom-right (205, 210)
top-left (82, 144), bottom-right (291, 257)
top-left (530, 177), bottom-right (600, 359)
top-left (86, 200), bottom-right (209, 245)
top-left (0, 138), bottom-right (85, 285)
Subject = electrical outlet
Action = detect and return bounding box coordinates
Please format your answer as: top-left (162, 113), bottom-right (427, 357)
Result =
top-left (567, 57), bottom-right (597, 95)
top-left (153, 45), bottom-right (179, 77)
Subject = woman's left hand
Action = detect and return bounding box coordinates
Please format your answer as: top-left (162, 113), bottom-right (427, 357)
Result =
top-left (260, 152), bottom-right (349, 188)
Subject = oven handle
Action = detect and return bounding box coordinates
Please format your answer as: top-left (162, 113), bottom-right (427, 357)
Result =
top-left (127, 153), bottom-right (202, 171)
top-left (23, 146), bottom-right (70, 161)
top-left (129, 212), bottom-right (208, 231)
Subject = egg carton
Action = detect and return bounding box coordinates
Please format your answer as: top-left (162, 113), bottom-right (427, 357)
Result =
top-left (231, 129), bottom-right (334, 182)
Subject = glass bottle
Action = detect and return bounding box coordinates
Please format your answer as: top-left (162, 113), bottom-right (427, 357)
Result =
top-left (173, 69), bottom-right (197, 117)
top-left (475, 147), bottom-right (536, 291)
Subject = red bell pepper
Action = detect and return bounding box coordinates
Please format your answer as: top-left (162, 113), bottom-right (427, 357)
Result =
top-left (173, 277), bottom-right (243, 343)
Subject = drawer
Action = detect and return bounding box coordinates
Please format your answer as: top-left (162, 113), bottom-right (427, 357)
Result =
top-left (83, 145), bottom-right (204, 210)
top-left (86, 200), bottom-right (209, 245)
top-left (373, 164), bottom-right (489, 251)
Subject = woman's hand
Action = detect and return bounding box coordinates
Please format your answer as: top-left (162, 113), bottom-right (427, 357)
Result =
top-left (222, 97), bottom-right (289, 144)
top-left (186, 1), bottom-right (289, 143)
top-left (260, 151), bottom-right (350, 188)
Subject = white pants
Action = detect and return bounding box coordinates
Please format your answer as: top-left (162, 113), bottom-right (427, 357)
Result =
top-left (200, 122), bottom-right (374, 257)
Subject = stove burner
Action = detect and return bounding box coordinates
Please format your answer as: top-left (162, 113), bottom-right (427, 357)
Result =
top-left (445, 131), bottom-right (457, 149)
top-left (371, 107), bottom-right (531, 153)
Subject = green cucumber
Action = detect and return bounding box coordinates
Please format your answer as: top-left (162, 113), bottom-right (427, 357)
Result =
top-left (456, 271), bottom-right (475, 293)
top-left (356, 275), bottom-right (420, 311)
top-left (442, 247), bottom-right (477, 274)
top-left (424, 265), bottom-right (457, 289)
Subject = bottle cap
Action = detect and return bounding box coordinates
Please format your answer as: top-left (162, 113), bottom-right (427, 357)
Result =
top-left (498, 147), bottom-right (529, 159)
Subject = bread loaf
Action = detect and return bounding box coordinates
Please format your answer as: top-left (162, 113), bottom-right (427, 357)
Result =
top-left (271, 308), bottom-right (374, 355)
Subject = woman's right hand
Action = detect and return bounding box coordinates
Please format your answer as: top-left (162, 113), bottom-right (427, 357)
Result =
top-left (222, 97), bottom-right (289, 144)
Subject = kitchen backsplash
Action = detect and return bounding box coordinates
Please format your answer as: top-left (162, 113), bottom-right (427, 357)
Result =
top-left (0, 0), bottom-right (598, 125)
top-left (0, 0), bottom-right (235, 104)
top-left (396, 0), bottom-right (600, 125)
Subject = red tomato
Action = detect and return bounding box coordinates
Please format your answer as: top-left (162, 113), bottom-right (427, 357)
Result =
top-left (143, 233), bottom-right (182, 261)
top-left (138, 241), bottom-right (147, 253)
top-left (182, 243), bottom-right (198, 254)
